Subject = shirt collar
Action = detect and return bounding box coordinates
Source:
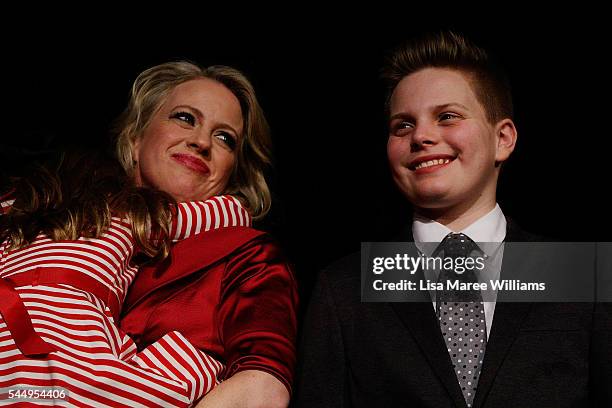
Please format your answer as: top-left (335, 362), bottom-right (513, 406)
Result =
top-left (412, 204), bottom-right (507, 255)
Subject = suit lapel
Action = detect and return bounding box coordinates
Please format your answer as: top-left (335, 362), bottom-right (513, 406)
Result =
top-left (473, 218), bottom-right (536, 407)
top-left (389, 226), bottom-right (468, 407)
top-left (472, 302), bottom-right (531, 407)
top-left (391, 301), bottom-right (469, 407)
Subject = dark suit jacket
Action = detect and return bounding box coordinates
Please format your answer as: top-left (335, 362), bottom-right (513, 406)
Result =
top-left (294, 220), bottom-right (611, 407)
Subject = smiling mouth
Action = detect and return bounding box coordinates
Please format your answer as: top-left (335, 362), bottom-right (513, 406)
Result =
top-left (414, 158), bottom-right (452, 170)
top-left (408, 155), bottom-right (457, 171)
top-left (172, 154), bottom-right (210, 175)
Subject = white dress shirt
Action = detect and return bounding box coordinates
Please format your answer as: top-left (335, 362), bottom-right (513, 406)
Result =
top-left (412, 204), bottom-right (507, 338)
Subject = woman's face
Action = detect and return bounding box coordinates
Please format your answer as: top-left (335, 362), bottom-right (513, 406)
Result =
top-left (132, 78), bottom-right (243, 202)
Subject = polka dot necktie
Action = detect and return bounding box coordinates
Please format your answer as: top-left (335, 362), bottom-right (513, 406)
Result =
top-left (434, 233), bottom-right (487, 408)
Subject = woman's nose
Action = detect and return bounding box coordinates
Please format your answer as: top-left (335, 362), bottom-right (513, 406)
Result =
top-left (187, 130), bottom-right (212, 156)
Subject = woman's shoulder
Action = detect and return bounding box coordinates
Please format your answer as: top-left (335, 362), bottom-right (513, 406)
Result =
top-left (220, 230), bottom-right (296, 288)
top-left (226, 231), bottom-right (290, 265)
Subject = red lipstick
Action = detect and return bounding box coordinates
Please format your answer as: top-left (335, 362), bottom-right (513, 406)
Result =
top-left (171, 153), bottom-right (210, 174)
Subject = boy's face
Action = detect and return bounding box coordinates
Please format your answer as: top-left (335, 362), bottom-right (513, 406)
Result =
top-left (387, 67), bottom-right (511, 211)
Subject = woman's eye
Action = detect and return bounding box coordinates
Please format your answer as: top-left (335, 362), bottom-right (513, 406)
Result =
top-left (215, 131), bottom-right (237, 151)
top-left (171, 111), bottom-right (196, 126)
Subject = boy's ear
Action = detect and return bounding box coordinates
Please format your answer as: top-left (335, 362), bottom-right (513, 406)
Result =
top-left (494, 118), bottom-right (517, 164)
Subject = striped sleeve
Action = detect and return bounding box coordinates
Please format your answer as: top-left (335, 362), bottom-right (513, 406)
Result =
top-left (130, 331), bottom-right (225, 402)
top-left (0, 194), bottom-right (15, 215)
top-left (171, 195), bottom-right (252, 242)
top-left (0, 188), bottom-right (16, 215)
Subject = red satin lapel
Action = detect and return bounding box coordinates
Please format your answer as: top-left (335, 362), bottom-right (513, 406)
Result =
top-left (123, 227), bottom-right (265, 313)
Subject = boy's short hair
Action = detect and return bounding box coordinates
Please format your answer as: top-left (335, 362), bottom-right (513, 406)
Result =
top-left (381, 31), bottom-right (513, 124)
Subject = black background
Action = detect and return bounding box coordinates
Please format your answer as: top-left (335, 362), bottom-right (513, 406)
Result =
top-left (2, 16), bottom-right (610, 301)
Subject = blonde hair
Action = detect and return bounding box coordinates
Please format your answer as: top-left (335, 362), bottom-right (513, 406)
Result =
top-left (114, 61), bottom-right (272, 219)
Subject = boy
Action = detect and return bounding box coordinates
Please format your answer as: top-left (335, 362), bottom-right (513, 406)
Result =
top-left (295, 32), bottom-right (610, 407)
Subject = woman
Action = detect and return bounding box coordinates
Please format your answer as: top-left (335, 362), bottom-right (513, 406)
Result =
top-left (0, 151), bottom-right (250, 406)
top-left (116, 62), bottom-right (297, 408)
top-left (0, 62), bottom-right (296, 407)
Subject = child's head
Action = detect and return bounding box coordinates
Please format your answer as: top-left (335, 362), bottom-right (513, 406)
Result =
top-left (0, 149), bottom-right (175, 262)
top-left (382, 31), bottom-right (517, 217)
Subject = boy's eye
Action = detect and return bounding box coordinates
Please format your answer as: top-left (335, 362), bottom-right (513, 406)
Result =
top-left (391, 120), bottom-right (414, 134)
top-left (439, 112), bottom-right (460, 121)
top-left (170, 111), bottom-right (196, 126)
top-left (397, 121), bottom-right (413, 129)
top-left (215, 131), bottom-right (237, 151)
